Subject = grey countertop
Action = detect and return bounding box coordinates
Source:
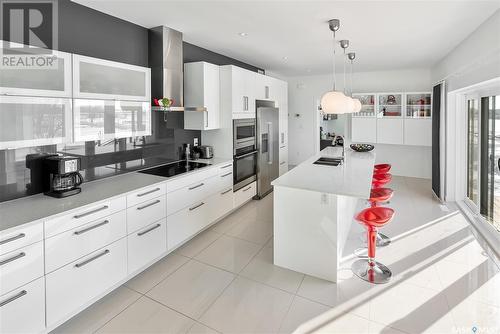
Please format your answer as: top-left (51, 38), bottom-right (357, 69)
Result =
top-left (0, 157), bottom-right (232, 233)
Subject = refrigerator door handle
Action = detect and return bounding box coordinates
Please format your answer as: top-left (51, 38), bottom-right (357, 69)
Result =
top-left (267, 122), bottom-right (273, 165)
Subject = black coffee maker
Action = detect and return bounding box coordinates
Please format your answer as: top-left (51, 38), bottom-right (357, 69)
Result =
top-left (44, 156), bottom-right (84, 198)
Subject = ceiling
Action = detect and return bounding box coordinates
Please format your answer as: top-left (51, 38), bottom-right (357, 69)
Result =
top-left (72, 0), bottom-right (500, 76)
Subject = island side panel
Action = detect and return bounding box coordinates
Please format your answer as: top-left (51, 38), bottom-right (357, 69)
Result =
top-left (336, 195), bottom-right (360, 260)
top-left (273, 185), bottom-right (339, 282)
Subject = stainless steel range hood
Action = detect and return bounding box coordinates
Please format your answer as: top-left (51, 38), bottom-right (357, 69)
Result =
top-left (149, 26), bottom-right (205, 112)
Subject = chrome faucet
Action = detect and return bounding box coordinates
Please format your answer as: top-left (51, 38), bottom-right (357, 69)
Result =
top-left (333, 135), bottom-right (345, 160)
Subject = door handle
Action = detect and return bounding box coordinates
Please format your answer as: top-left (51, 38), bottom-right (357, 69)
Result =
top-left (73, 205), bottom-right (109, 219)
top-left (0, 233), bottom-right (25, 246)
top-left (75, 249), bottom-right (110, 268)
top-left (267, 122), bottom-right (273, 165)
top-left (0, 252), bottom-right (26, 266)
top-left (497, 158), bottom-right (500, 172)
top-left (235, 150), bottom-right (258, 159)
top-left (74, 220), bottom-right (109, 235)
top-left (137, 223), bottom-right (161, 236)
top-left (137, 199), bottom-right (161, 210)
top-left (137, 187), bottom-right (161, 197)
top-left (0, 290), bottom-right (27, 308)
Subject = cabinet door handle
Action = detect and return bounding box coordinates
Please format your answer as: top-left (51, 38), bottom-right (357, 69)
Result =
top-left (74, 220), bottom-right (109, 235)
top-left (137, 187), bottom-right (161, 197)
top-left (137, 199), bottom-right (161, 210)
top-left (265, 86), bottom-right (270, 99)
top-left (0, 233), bottom-right (25, 246)
top-left (137, 223), bottom-right (162, 236)
top-left (0, 252), bottom-right (26, 266)
top-left (242, 186), bottom-right (252, 192)
top-left (280, 161), bottom-right (286, 165)
top-left (75, 249), bottom-right (110, 268)
top-left (220, 164), bottom-right (232, 169)
top-left (189, 202), bottom-right (205, 211)
top-left (0, 290), bottom-right (27, 308)
top-left (205, 110), bottom-right (209, 128)
top-left (281, 132), bottom-right (284, 144)
top-left (243, 96), bottom-right (246, 110)
top-left (221, 188), bottom-right (232, 195)
top-left (188, 183), bottom-right (204, 190)
top-left (74, 205), bottom-right (109, 219)
top-left (221, 172), bottom-right (232, 178)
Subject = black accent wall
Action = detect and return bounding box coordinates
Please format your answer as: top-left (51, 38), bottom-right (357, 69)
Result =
top-left (0, 0), bottom-right (263, 203)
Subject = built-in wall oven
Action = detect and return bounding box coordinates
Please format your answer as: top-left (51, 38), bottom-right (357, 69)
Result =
top-left (233, 119), bottom-right (257, 191)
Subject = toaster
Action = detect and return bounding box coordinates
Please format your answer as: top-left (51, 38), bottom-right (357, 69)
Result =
top-left (195, 145), bottom-right (214, 159)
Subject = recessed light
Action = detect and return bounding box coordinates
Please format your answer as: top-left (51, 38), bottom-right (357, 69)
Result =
top-left (282, 56), bottom-right (288, 61)
top-left (238, 32), bottom-right (248, 37)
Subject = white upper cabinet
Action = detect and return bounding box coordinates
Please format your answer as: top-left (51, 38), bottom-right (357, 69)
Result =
top-left (0, 42), bottom-right (72, 98)
top-left (0, 96), bottom-right (72, 150)
top-left (220, 65), bottom-right (255, 118)
top-left (184, 62), bottom-right (220, 130)
top-left (73, 54), bottom-right (151, 101)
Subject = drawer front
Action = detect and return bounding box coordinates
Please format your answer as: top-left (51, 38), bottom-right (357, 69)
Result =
top-left (0, 241), bottom-right (44, 296)
top-left (212, 187), bottom-right (234, 222)
top-left (46, 238), bottom-right (127, 327)
top-left (167, 176), bottom-right (218, 215)
top-left (127, 219), bottom-right (167, 274)
top-left (126, 183), bottom-right (166, 208)
top-left (0, 222), bottom-right (43, 256)
top-left (45, 196), bottom-right (126, 238)
top-left (234, 181), bottom-right (256, 208)
top-left (218, 169), bottom-right (234, 192)
top-left (167, 167), bottom-right (218, 193)
top-left (0, 277), bottom-right (45, 334)
top-left (45, 210), bottom-right (127, 273)
top-left (167, 198), bottom-right (212, 251)
top-left (127, 195), bottom-right (166, 233)
top-left (218, 162), bottom-right (233, 175)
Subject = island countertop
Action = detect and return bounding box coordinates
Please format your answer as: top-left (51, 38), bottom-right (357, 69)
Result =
top-left (271, 146), bottom-right (376, 198)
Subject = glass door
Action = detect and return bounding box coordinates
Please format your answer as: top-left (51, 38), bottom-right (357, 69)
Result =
top-left (466, 97), bottom-right (480, 209)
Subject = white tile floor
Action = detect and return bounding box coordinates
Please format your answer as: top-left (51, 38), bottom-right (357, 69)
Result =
top-left (53, 176), bottom-right (500, 334)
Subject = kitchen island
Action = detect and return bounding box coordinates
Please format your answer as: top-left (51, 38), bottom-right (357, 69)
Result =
top-left (271, 146), bottom-right (375, 282)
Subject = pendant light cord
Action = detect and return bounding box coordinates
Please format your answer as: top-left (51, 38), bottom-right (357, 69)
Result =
top-left (343, 48), bottom-right (347, 95)
top-left (332, 31), bottom-right (336, 91)
top-left (350, 59), bottom-right (353, 97)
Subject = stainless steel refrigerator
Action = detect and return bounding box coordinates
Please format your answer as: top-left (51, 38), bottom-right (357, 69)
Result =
top-left (256, 105), bottom-right (280, 198)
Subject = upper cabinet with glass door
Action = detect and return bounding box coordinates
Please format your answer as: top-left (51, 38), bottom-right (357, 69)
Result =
top-left (352, 94), bottom-right (376, 117)
top-left (0, 41), bottom-right (72, 97)
top-left (377, 93), bottom-right (403, 117)
top-left (406, 93), bottom-right (432, 118)
top-left (73, 55), bottom-right (151, 101)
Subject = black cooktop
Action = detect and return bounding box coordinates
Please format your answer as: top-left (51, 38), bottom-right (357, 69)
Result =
top-left (138, 160), bottom-right (209, 178)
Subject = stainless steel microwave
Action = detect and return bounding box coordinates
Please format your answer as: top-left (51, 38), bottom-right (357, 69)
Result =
top-left (233, 118), bottom-right (256, 155)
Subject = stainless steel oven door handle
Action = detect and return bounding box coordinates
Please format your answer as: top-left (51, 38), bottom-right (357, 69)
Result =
top-left (235, 150), bottom-right (258, 160)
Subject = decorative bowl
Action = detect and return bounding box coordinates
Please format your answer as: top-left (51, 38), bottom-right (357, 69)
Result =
top-left (350, 143), bottom-right (374, 152)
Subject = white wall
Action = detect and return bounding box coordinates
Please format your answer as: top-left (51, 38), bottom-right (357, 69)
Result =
top-left (285, 68), bottom-right (433, 178)
top-left (432, 10), bottom-right (500, 91)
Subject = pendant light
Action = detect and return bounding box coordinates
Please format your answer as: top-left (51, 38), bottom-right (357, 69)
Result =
top-left (320, 19), bottom-right (348, 114)
top-left (348, 52), bottom-right (362, 113)
top-left (340, 39), bottom-right (355, 113)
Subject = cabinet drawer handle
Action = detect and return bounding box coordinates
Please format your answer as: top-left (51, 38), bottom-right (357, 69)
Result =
top-left (188, 183), bottom-right (204, 190)
top-left (74, 205), bottom-right (109, 219)
top-left (0, 252), bottom-right (26, 266)
top-left (280, 161), bottom-right (286, 165)
top-left (137, 199), bottom-right (161, 210)
top-left (220, 164), bottom-right (232, 169)
top-left (74, 220), bottom-right (109, 235)
top-left (75, 249), bottom-right (110, 268)
top-left (0, 290), bottom-right (27, 308)
top-left (137, 223), bottom-right (161, 236)
top-left (221, 188), bottom-right (232, 195)
top-left (242, 186), bottom-right (252, 192)
top-left (221, 172), bottom-right (232, 178)
top-left (137, 187), bottom-right (161, 197)
top-left (189, 202), bottom-right (205, 211)
top-left (0, 233), bottom-right (25, 246)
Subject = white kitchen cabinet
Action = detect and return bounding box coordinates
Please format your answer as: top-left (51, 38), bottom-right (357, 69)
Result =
top-left (351, 117), bottom-right (377, 143)
top-left (127, 219), bottom-right (167, 274)
top-left (377, 118), bottom-right (404, 145)
top-left (404, 119), bottom-right (432, 146)
top-left (0, 241), bottom-right (44, 296)
top-left (234, 181), bottom-right (256, 208)
top-left (0, 96), bottom-right (72, 150)
top-left (184, 62), bottom-right (220, 130)
top-left (0, 222), bottom-right (43, 256)
top-left (0, 42), bottom-right (71, 98)
top-left (127, 183), bottom-right (167, 208)
top-left (211, 187), bottom-right (234, 221)
top-left (72, 54), bottom-right (151, 101)
top-left (46, 238), bottom-right (127, 327)
top-left (167, 176), bottom-right (219, 215)
top-left (277, 80), bottom-right (288, 148)
top-left (255, 74), bottom-right (280, 102)
top-left (0, 277), bottom-right (46, 334)
top-left (73, 99), bottom-right (151, 142)
top-left (127, 195), bottom-right (167, 234)
top-left (45, 210), bottom-right (127, 273)
top-left (220, 65), bottom-right (256, 119)
top-left (279, 146), bottom-right (288, 176)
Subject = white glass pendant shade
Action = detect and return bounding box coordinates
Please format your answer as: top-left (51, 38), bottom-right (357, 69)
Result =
top-left (345, 96), bottom-right (356, 114)
top-left (320, 91), bottom-right (348, 114)
top-left (353, 98), bottom-right (362, 113)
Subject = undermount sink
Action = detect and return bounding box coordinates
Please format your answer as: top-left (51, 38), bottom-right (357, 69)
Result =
top-left (313, 157), bottom-right (343, 166)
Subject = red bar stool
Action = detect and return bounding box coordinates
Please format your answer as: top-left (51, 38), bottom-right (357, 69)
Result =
top-left (373, 163), bottom-right (391, 174)
top-left (352, 207), bottom-right (394, 284)
top-left (369, 187), bottom-right (394, 247)
top-left (372, 173), bottom-right (392, 189)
